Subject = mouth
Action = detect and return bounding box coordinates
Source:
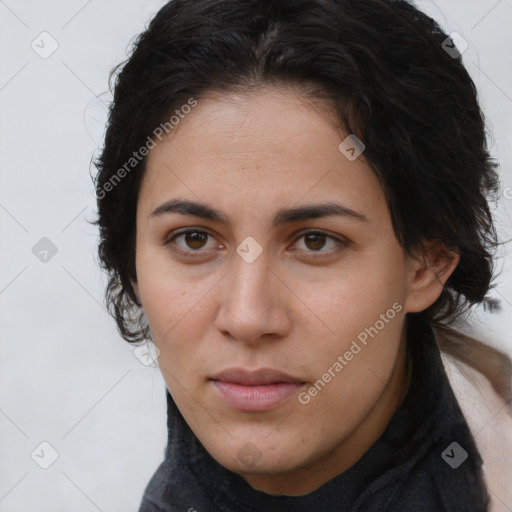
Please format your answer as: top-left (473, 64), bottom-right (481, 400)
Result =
top-left (209, 368), bottom-right (306, 412)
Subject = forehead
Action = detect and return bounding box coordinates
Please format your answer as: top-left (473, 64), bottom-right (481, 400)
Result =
top-left (139, 87), bottom-right (387, 225)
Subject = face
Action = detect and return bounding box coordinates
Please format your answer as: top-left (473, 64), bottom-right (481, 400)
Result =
top-left (132, 86), bottom-right (445, 495)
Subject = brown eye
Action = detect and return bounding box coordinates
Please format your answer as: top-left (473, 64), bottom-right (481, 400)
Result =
top-left (182, 231), bottom-right (209, 250)
top-left (303, 232), bottom-right (327, 251)
top-left (291, 230), bottom-right (349, 256)
top-left (165, 229), bottom-right (219, 255)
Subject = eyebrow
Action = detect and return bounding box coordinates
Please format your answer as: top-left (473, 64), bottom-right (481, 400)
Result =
top-left (149, 199), bottom-right (369, 227)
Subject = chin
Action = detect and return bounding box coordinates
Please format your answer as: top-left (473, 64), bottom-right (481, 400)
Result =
top-left (204, 433), bottom-right (306, 476)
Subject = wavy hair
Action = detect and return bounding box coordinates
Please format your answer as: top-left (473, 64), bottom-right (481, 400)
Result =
top-left (92, 0), bottom-right (511, 401)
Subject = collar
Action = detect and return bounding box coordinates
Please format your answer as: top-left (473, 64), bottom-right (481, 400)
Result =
top-left (141, 315), bottom-right (489, 511)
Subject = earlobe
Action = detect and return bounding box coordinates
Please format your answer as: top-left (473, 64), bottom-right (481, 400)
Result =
top-left (404, 241), bottom-right (460, 313)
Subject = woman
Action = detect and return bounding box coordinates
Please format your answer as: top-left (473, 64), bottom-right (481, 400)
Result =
top-left (93, 0), bottom-right (512, 510)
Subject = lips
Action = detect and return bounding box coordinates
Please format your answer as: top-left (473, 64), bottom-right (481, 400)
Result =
top-left (211, 367), bottom-right (303, 385)
top-left (210, 368), bottom-right (306, 412)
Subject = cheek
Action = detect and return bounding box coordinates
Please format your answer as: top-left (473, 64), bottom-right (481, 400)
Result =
top-left (305, 262), bottom-right (406, 338)
top-left (135, 241), bottom-right (205, 330)
top-left (136, 269), bottom-right (219, 387)
top-left (295, 260), bottom-right (407, 392)
top-left (298, 297), bottom-right (406, 438)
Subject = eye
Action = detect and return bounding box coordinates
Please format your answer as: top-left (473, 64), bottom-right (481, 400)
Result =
top-left (164, 228), bottom-right (349, 258)
top-left (290, 230), bottom-right (349, 256)
top-left (164, 229), bottom-right (220, 256)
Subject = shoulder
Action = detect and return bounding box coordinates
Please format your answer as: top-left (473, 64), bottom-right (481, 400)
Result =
top-left (442, 352), bottom-right (512, 512)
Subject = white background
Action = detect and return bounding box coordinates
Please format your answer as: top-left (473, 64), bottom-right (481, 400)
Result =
top-left (1, 1), bottom-right (511, 510)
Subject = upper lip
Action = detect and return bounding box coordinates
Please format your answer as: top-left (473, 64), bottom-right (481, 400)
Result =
top-left (211, 368), bottom-right (304, 385)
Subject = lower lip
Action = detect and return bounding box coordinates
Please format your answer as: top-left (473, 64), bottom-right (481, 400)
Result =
top-left (211, 381), bottom-right (305, 411)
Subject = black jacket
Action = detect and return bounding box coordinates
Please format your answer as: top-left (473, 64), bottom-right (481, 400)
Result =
top-left (138, 315), bottom-right (489, 511)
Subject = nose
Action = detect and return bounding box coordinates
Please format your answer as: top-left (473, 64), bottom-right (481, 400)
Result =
top-left (213, 246), bottom-right (290, 345)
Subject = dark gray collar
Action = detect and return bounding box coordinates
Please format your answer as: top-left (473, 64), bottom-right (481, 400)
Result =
top-left (139, 315), bottom-right (489, 512)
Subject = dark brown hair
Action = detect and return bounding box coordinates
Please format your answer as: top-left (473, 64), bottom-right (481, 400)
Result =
top-left (92, 0), bottom-right (511, 403)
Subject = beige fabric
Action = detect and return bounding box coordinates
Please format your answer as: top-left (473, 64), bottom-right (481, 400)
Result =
top-left (442, 353), bottom-right (512, 512)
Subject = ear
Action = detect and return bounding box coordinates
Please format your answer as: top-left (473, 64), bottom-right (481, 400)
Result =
top-left (404, 240), bottom-right (460, 313)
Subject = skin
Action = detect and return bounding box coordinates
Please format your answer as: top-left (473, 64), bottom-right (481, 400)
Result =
top-left (132, 86), bottom-right (459, 496)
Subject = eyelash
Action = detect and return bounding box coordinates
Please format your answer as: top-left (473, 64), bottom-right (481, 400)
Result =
top-left (163, 228), bottom-right (350, 259)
